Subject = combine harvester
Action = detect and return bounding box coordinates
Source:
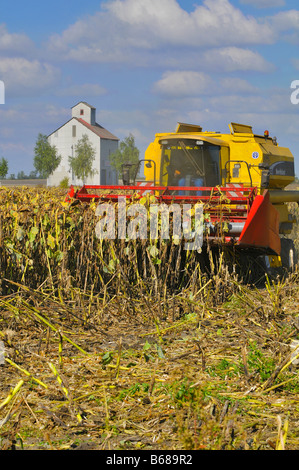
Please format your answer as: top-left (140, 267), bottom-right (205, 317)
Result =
top-left (67, 122), bottom-right (299, 277)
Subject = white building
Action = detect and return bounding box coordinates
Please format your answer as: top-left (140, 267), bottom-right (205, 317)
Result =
top-left (47, 102), bottom-right (119, 186)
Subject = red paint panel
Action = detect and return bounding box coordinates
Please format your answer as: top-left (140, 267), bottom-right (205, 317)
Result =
top-left (238, 190), bottom-right (281, 255)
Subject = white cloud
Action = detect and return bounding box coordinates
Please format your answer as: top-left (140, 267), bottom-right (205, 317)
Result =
top-left (201, 47), bottom-right (274, 72)
top-left (152, 71), bottom-right (212, 97)
top-left (46, 0), bottom-right (275, 64)
top-left (0, 58), bottom-right (60, 97)
top-left (269, 10), bottom-right (299, 43)
top-left (107, 0), bottom-right (274, 46)
top-left (0, 25), bottom-right (59, 99)
top-left (147, 82), bottom-right (297, 141)
top-left (220, 77), bottom-right (258, 93)
top-left (43, 105), bottom-right (71, 124)
top-left (208, 92), bottom-right (294, 114)
top-left (0, 24), bottom-right (35, 56)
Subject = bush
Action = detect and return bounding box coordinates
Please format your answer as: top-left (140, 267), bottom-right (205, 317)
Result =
top-left (59, 177), bottom-right (69, 188)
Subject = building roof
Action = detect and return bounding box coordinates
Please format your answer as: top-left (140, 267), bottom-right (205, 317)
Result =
top-left (48, 117), bottom-right (119, 141)
top-left (71, 101), bottom-right (96, 109)
top-left (75, 118), bottom-right (119, 141)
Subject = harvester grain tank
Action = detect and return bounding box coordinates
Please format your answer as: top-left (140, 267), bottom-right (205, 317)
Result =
top-left (68, 122), bottom-right (299, 271)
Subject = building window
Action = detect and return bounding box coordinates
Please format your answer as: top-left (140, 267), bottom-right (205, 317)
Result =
top-left (80, 109), bottom-right (84, 115)
top-left (72, 125), bottom-right (76, 137)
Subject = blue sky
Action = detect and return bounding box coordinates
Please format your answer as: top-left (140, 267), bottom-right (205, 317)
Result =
top-left (0, 0), bottom-right (299, 177)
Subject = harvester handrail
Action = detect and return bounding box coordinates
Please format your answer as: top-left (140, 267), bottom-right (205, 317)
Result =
top-left (78, 184), bottom-right (256, 192)
top-left (69, 184), bottom-right (257, 207)
top-left (72, 184), bottom-right (257, 204)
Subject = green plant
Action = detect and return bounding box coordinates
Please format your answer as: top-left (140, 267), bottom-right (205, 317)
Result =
top-left (102, 351), bottom-right (114, 366)
top-left (117, 383), bottom-right (149, 400)
top-left (247, 341), bottom-right (275, 382)
top-left (59, 177), bottom-right (69, 188)
top-left (207, 358), bottom-right (239, 380)
top-left (143, 340), bottom-right (165, 362)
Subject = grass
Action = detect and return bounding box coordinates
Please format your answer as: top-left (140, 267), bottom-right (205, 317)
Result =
top-left (0, 186), bottom-right (299, 451)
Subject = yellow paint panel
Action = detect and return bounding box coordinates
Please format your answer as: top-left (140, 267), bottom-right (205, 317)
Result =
top-left (229, 122), bottom-right (253, 134)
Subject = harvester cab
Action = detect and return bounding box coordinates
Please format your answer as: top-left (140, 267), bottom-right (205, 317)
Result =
top-left (144, 122), bottom-right (295, 197)
top-left (68, 122), bottom-right (299, 272)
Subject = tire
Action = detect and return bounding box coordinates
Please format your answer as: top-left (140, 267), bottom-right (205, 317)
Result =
top-left (258, 239), bottom-right (297, 280)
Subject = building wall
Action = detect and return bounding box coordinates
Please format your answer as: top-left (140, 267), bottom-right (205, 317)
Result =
top-left (47, 118), bottom-right (101, 186)
top-left (71, 102), bottom-right (96, 125)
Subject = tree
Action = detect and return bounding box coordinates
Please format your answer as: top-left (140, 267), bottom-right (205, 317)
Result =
top-left (33, 133), bottom-right (61, 178)
top-left (29, 170), bottom-right (38, 179)
top-left (68, 134), bottom-right (96, 184)
top-left (109, 134), bottom-right (140, 178)
top-left (0, 157), bottom-right (8, 179)
top-left (17, 170), bottom-right (26, 180)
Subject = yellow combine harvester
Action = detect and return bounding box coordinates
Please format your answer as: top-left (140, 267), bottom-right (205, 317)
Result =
top-left (68, 122), bottom-right (299, 272)
top-left (143, 122), bottom-right (298, 268)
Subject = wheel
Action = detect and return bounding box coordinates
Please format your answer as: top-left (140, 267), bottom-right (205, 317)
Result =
top-left (257, 239), bottom-right (297, 280)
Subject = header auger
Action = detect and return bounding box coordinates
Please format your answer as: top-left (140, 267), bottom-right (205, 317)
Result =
top-left (67, 122), bottom-right (299, 275)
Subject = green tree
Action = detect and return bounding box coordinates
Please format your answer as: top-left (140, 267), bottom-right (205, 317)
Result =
top-left (109, 134), bottom-right (140, 178)
top-left (17, 170), bottom-right (26, 180)
top-left (68, 134), bottom-right (96, 184)
top-left (33, 133), bottom-right (61, 178)
top-left (0, 157), bottom-right (8, 178)
top-left (29, 170), bottom-right (38, 179)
